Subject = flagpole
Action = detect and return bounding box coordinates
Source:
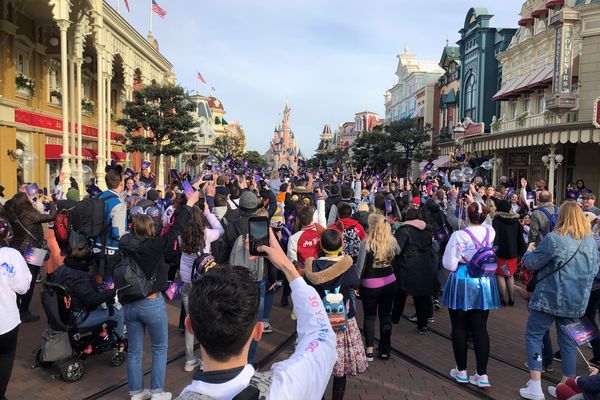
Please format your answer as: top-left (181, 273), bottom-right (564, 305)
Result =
top-left (149, 0), bottom-right (153, 33)
top-left (116, 0), bottom-right (120, 12)
top-left (196, 77), bottom-right (199, 95)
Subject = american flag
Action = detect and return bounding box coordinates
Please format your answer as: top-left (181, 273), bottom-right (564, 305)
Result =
top-left (197, 72), bottom-right (207, 84)
top-left (152, 0), bottom-right (166, 18)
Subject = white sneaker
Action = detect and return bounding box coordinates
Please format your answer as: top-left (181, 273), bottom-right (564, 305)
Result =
top-left (131, 390), bottom-right (152, 400)
top-left (547, 386), bottom-right (557, 398)
top-left (184, 357), bottom-right (201, 372)
top-left (519, 380), bottom-right (545, 400)
top-left (469, 373), bottom-right (491, 389)
top-left (150, 392), bottom-right (172, 400)
top-left (450, 368), bottom-right (468, 384)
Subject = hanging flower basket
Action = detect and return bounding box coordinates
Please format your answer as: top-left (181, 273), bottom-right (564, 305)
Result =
top-left (50, 88), bottom-right (62, 104)
top-left (82, 98), bottom-right (94, 114)
top-left (15, 73), bottom-right (34, 97)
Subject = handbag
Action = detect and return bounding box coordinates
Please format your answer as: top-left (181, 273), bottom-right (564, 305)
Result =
top-left (15, 217), bottom-right (49, 265)
top-left (113, 253), bottom-right (158, 304)
top-left (526, 239), bottom-right (584, 293)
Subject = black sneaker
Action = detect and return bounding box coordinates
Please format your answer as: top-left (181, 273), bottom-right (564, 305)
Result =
top-left (366, 352), bottom-right (374, 362)
top-left (379, 353), bottom-right (390, 360)
top-left (553, 351), bottom-right (561, 362)
top-left (417, 327), bottom-right (428, 335)
top-left (433, 300), bottom-right (441, 311)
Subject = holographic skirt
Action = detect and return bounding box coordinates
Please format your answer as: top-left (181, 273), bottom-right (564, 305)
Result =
top-left (441, 264), bottom-right (500, 311)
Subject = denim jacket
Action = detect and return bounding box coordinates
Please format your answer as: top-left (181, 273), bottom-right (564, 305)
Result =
top-left (523, 232), bottom-right (599, 318)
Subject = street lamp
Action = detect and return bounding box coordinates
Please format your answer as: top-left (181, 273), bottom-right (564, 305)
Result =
top-left (453, 122), bottom-right (466, 147)
top-left (541, 148), bottom-right (563, 199)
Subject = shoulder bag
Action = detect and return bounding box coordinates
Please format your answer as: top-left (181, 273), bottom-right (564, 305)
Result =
top-left (527, 239), bottom-right (584, 293)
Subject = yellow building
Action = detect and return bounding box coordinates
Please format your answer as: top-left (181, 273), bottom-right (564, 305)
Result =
top-left (0, 0), bottom-right (174, 197)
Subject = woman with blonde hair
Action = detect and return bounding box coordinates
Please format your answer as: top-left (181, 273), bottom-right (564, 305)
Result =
top-left (357, 213), bottom-right (399, 361)
top-left (520, 201), bottom-right (599, 400)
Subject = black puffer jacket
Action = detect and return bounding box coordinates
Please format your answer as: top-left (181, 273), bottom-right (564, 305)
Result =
top-left (393, 220), bottom-right (436, 296)
top-left (119, 205), bottom-right (191, 294)
top-left (54, 256), bottom-right (115, 312)
top-left (492, 212), bottom-right (527, 259)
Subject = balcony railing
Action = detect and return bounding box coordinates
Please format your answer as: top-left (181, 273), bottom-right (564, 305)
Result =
top-left (491, 111), bottom-right (579, 134)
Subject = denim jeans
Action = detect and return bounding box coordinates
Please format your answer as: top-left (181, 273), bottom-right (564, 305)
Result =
top-left (124, 294), bottom-right (168, 395)
top-left (262, 283), bottom-right (275, 324)
top-left (181, 283), bottom-right (197, 362)
top-left (542, 330), bottom-right (554, 367)
top-left (79, 307), bottom-right (125, 338)
top-left (525, 309), bottom-right (577, 377)
top-left (248, 280), bottom-right (266, 363)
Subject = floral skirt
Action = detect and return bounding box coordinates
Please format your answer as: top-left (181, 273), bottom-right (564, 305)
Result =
top-left (333, 317), bottom-right (369, 377)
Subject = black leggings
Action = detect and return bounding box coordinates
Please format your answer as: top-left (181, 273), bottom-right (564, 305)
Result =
top-left (448, 309), bottom-right (490, 375)
top-left (17, 264), bottom-right (39, 315)
top-left (361, 282), bottom-right (396, 354)
top-left (391, 289), bottom-right (430, 329)
top-left (0, 325), bottom-right (19, 398)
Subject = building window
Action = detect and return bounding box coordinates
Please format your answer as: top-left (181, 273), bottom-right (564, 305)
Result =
top-left (510, 101), bottom-right (517, 119)
top-left (524, 98), bottom-right (531, 114)
top-left (537, 95), bottom-right (545, 114)
top-left (464, 75), bottom-right (476, 120)
top-left (17, 54), bottom-right (24, 74)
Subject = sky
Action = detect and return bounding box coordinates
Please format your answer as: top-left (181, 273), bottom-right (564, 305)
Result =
top-left (117, 0), bottom-right (524, 157)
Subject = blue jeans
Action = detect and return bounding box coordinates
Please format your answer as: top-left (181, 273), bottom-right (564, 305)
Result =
top-left (525, 309), bottom-right (577, 377)
top-left (542, 330), bottom-right (554, 367)
top-left (248, 280), bottom-right (266, 363)
top-left (124, 294), bottom-right (168, 395)
top-left (262, 283), bottom-right (275, 324)
top-left (78, 307), bottom-right (124, 338)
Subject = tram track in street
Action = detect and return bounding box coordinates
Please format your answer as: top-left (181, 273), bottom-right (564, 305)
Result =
top-left (83, 332), bottom-right (296, 399)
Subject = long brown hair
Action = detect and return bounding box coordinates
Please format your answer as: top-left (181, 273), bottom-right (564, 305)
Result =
top-left (555, 201), bottom-right (591, 240)
top-left (181, 206), bottom-right (207, 253)
top-left (132, 214), bottom-right (155, 239)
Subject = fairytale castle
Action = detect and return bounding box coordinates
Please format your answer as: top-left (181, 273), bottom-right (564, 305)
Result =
top-left (264, 102), bottom-right (304, 170)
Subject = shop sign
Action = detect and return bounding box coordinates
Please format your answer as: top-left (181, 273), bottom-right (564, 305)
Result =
top-left (594, 97), bottom-right (600, 129)
top-left (14, 109), bottom-right (117, 139)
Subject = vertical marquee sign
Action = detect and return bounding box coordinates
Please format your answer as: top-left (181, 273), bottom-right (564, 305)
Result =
top-left (547, 7), bottom-right (579, 115)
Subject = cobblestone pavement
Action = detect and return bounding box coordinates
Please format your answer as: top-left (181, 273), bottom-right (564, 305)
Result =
top-left (8, 283), bottom-right (594, 399)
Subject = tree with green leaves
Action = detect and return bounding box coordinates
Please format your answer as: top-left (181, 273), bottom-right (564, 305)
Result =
top-left (243, 150), bottom-right (268, 169)
top-left (352, 126), bottom-right (392, 171)
top-left (387, 120), bottom-right (433, 177)
top-left (211, 134), bottom-right (245, 160)
top-left (351, 119), bottom-right (432, 176)
top-left (306, 153), bottom-right (329, 168)
top-left (117, 83), bottom-right (198, 184)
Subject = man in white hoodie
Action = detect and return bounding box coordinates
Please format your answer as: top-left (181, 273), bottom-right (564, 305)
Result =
top-left (176, 231), bottom-right (337, 400)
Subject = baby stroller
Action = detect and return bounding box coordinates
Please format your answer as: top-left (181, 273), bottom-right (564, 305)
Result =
top-left (32, 281), bottom-right (127, 382)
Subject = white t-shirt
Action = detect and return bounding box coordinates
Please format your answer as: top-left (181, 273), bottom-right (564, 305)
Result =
top-left (0, 247), bottom-right (32, 334)
top-left (178, 278), bottom-right (337, 400)
top-left (442, 224), bottom-right (496, 272)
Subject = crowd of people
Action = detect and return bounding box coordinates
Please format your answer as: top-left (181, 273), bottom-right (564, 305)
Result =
top-left (0, 160), bottom-right (599, 400)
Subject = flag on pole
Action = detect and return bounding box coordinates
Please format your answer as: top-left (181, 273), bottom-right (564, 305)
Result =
top-left (124, 0), bottom-right (130, 12)
top-left (151, 0), bottom-right (166, 18)
top-left (197, 72), bottom-right (207, 84)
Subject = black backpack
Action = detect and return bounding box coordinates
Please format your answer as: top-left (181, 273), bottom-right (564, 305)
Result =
top-left (70, 194), bottom-right (117, 238)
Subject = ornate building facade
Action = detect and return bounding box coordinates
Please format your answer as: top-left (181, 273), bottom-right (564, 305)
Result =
top-left (0, 0), bottom-right (175, 195)
top-left (438, 0), bottom-right (600, 199)
top-left (264, 103), bottom-right (303, 169)
top-left (384, 48), bottom-right (444, 123)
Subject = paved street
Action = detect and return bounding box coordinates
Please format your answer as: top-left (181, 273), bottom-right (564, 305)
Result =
top-left (7, 281), bottom-right (595, 399)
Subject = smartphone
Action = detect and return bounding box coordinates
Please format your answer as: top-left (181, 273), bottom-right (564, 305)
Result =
top-left (43, 187), bottom-right (48, 196)
top-left (527, 191), bottom-right (536, 210)
top-left (385, 199), bottom-right (392, 214)
top-left (399, 178), bottom-right (404, 189)
top-left (182, 180), bottom-right (195, 195)
top-left (198, 197), bottom-right (205, 211)
top-left (248, 216), bottom-right (269, 257)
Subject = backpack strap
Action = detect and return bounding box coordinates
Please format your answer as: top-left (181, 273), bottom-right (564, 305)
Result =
top-left (463, 228), bottom-right (482, 248)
